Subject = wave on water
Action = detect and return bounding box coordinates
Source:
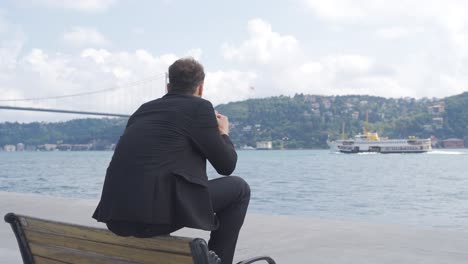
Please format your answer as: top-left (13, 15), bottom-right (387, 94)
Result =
top-left (428, 150), bottom-right (466, 155)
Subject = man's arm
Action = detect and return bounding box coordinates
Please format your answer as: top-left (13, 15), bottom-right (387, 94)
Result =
top-left (191, 100), bottom-right (237, 175)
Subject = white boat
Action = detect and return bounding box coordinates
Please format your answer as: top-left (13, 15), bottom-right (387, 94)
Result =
top-left (240, 145), bottom-right (256, 150)
top-left (327, 132), bottom-right (432, 154)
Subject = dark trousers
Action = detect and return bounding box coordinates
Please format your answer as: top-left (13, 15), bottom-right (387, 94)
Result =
top-left (208, 176), bottom-right (250, 264)
top-left (106, 176), bottom-right (250, 264)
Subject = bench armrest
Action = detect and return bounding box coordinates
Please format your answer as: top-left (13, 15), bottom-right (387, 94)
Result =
top-left (236, 256), bottom-right (276, 264)
top-left (4, 213), bottom-right (34, 264)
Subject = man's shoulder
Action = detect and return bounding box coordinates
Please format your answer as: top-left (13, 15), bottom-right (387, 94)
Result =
top-left (162, 94), bottom-right (214, 109)
top-left (135, 94), bottom-right (214, 115)
top-left (193, 96), bottom-right (214, 108)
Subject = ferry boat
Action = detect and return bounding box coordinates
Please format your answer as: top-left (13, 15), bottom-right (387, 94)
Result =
top-left (328, 112), bottom-right (432, 153)
top-left (327, 132), bottom-right (432, 154)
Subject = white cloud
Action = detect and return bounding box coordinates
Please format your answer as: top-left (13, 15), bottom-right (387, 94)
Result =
top-left (303, 0), bottom-right (453, 22)
top-left (275, 54), bottom-right (401, 97)
top-left (220, 19), bottom-right (405, 99)
top-left (204, 70), bottom-right (257, 106)
top-left (31, 0), bottom-right (116, 13)
top-left (213, 1), bottom-right (468, 101)
top-left (0, 10), bottom-right (8, 33)
top-left (376, 27), bottom-right (412, 39)
top-left (323, 54), bottom-right (373, 77)
top-left (0, 32), bottom-right (257, 122)
top-left (437, 74), bottom-right (466, 96)
top-left (63, 27), bottom-right (109, 47)
top-left (302, 0), bottom-right (468, 56)
top-left (81, 48), bottom-right (111, 64)
top-left (0, 43), bottom-right (177, 121)
top-left (132, 27), bottom-right (145, 36)
top-left (184, 49), bottom-right (203, 60)
top-left (0, 38), bottom-right (23, 76)
top-left (216, 17), bottom-right (468, 100)
top-left (303, 0), bottom-right (369, 21)
top-left (0, 13), bottom-right (26, 80)
top-left (222, 18), bottom-right (300, 65)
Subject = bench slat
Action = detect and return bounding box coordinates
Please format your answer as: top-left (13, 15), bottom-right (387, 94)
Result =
top-left (34, 255), bottom-right (68, 264)
top-left (26, 230), bottom-right (194, 264)
top-left (30, 243), bottom-right (139, 264)
top-left (19, 216), bottom-right (191, 254)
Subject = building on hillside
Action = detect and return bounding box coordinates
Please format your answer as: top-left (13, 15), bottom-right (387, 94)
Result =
top-left (310, 103), bottom-right (320, 109)
top-left (25, 145), bottom-right (37, 151)
top-left (430, 136), bottom-right (438, 148)
top-left (37, 144), bottom-right (57, 151)
top-left (322, 99), bottom-right (332, 109)
top-left (57, 144), bottom-right (72, 151)
top-left (71, 144), bottom-right (92, 151)
top-left (428, 104), bottom-right (445, 115)
top-left (256, 141), bottom-right (272, 150)
top-left (423, 124), bottom-right (433, 131)
top-left (442, 138), bottom-right (464, 148)
top-left (4, 145), bottom-right (16, 152)
top-left (16, 143), bottom-right (25, 151)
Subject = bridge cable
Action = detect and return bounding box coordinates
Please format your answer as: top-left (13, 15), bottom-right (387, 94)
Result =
top-left (0, 73), bottom-right (165, 102)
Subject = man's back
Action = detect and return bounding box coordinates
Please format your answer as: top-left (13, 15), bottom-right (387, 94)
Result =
top-left (93, 58), bottom-right (249, 264)
top-left (93, 92), bottom-right (237, 232)
top-left (113, 93), bottom-right (213, 176)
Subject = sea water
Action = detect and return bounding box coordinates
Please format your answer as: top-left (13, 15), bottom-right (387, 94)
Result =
top-left (1, 149), bottom-right (467, 231)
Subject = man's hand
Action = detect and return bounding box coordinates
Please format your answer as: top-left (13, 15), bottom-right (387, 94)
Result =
top-left (215, 111), bottom-right (229, 135)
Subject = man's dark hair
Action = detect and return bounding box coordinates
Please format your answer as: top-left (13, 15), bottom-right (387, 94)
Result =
top-left (168, 57), bottom-right (205, 94)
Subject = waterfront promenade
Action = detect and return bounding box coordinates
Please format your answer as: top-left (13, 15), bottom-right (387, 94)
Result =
top-left (1, 191), bottom-right (468, 263)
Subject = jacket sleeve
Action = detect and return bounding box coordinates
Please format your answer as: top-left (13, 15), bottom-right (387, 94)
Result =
top-left (190, 100), bottom-right (237, 175)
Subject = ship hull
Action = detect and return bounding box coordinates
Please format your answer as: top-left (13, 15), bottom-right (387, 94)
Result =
top-left (327, 139), bottom-right (432, 154)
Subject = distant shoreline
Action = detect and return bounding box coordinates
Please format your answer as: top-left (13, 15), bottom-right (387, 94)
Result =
top-left (1, 147), bottom-right (467, 152)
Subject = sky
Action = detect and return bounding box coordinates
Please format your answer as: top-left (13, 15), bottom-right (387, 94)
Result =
top-left (1, 0), bottom-right (468, 122)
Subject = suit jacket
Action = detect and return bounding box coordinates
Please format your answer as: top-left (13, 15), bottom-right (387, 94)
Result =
top-left (92, 92), bottom-right (237, 231)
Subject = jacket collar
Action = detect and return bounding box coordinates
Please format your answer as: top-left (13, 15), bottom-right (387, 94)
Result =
top-left (163, 92), bottom-right (198, 99)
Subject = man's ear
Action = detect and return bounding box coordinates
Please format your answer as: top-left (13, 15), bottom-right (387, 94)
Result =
top-left (166, 84), bottom-right (170, 93)
top-left (196, 82), bottom-right (204, 97)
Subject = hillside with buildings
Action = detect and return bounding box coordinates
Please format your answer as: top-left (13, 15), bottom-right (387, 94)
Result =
top-left (1, 92), bottom-right (467, 150)
top-left (216, 92), bottom-right (467, 149)
top-left (0, 118), bottom-right (127, 151)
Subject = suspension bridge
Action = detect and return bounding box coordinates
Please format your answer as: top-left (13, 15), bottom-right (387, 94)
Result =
top-left (0, 73), bottom-right (168, 119)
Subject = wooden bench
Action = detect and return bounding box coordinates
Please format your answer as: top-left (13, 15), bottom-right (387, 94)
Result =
top-left (5, 213), bottom-right (276, 264)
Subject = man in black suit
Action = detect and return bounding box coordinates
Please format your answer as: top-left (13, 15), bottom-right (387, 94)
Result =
top-left (93, 58), bottom-right (250, 264)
